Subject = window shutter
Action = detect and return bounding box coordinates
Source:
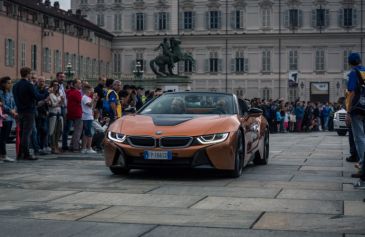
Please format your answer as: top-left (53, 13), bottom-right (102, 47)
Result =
top-left (204, 59), bottom-right (209, 72)
top-left (230, 11), bottom-right (236, 29)
top-left (218, 59), bottom-right (223, 72)
top-left (192, 12), bottom-right (196, 30)
top-left (178, 61), bottom-right (185, 73)
top-left (166, 12), bottom-right (170, 30)
top-left (231, 58), bottom-right (235, 72)
top-left (284, 10), bottom-right (289, 28)
top-left (244, 58), bottom-right (249, 72)
top-left (240, 10), bottom-right (244, 29)
top-left (179, 12), bottom-right (183, 30)
top-left (43, 48), bottom-right (46, 72)
top-left (10, 40), bottom-right (15, 66)
top-left (298, 10), bottom-right (303, 27)
top-left (142, 13), bottom-right (145, 30)
top-left (5, 39), bottom-right (9, 65)
top-left (192, 60), bottom-right (196, 72)
top-left (325, 9), bottom-right (330, 28)
top-left (31, 45), bottom-right (35, 69)
top-left (217, 11), bottom-right (222, 29)
top-left (114, 14), bottom-right (117, 31)
top-left (352, 9), bottom-right (357, 26)
top-left (311, 10), bottom-right (316, 28)
top-left (206, 12), bottom-right (210, 30)
top-left (132, 13), bottom-right (136, 30)
top-left (154, 13), bottom-right (159, 30)
top-left (338, 9), bottom-right (343, 27)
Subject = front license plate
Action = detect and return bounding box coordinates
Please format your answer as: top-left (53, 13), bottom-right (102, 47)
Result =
top-left (144, 151), bottom-right (172, 160)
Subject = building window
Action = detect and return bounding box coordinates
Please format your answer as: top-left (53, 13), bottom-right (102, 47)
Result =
top-left (31, 45), bottom-right (37, 70)
top-left (80, 0), bottom-right (88, 4)
top-left (262, 88), bottom-right (271, 100)
top-left (207, 11), bottom-right (221, 30)
top-left (208, 52), bottom-right (221, 73)
top-left (343, 49), bottom-right (352, 71)
top-left (79, 56), bottom-right (84, 76)
top-left (113, 53), bottom-right (121, 74)
top-left (5, 38), bottom-right (15, 66)
top-left (43, 47), bottom-right (51, 73)
top-left (64, 52), bottom-right (70, 69)
top-left (312, 8), bottom-right (330, 29)
top-left (136, 52), bottom-right (144, 71)
top-left (20, 43), bottom-right (26, 67)
top-left (288, 49), bottom-right (298, 70)
top-left (97, 14), bottom-right (104, 26)
top-left (92, 59), bottom-right (97, 78)
top-left (284, 9), bottom-right (303, 29)
top-left (262, 8), bottom-right (271, 27)
top-left (232, 51), bottom-right (248, 73)
top-left (231, 10), bottom-right (244, 29)
top-left (114, 14), bottom-right (122, 31)
top-left (71, 54), bottom-right (77, 69)
top-left (262, 49), bottom-right (271, 73)
top-left (339, 8), bottom-right (357, 28)
top-left (133, 13), bottom-right (144, 31)
top-left (54, 50), bottom-right (62, 73)
top-left (85, 57), bottom-right (90, 77)
top-left (315, 49), bottom-right (325, 71)
top-left (183, 11), bottom-right (195, 30)
top-left (155, 12), bottom-right (169, 31)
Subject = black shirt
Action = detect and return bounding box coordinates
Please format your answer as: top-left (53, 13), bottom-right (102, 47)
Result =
top-left (94, 83), bottom-right (105, 110)
top-left (13, 79), bottom-right (48, 114)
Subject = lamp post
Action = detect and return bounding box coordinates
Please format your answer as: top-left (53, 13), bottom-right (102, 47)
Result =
top-left (300, 81), bottom-right (305, 98)
top-left (64, 62), bottom-right (75, 80)
top-left (133, 61), bottom-right (144, 80)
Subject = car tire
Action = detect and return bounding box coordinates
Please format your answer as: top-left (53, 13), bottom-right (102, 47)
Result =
top-left (228, 130), bottom-right (244, 178)
top-left (337, 131), bottom-right (347, 136)
top-left (109, 167), bottom-right (130, 175)
top-left (253, 129), bottom-right (269, 165)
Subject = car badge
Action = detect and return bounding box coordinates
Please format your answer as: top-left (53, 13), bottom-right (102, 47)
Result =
top-left (156, 131), bottom-right (163, 135)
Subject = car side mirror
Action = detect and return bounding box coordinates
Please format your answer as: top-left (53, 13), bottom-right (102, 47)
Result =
top-left (248, 107), bottom-right (263, 115)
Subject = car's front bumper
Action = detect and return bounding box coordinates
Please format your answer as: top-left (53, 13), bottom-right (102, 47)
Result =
top-left (103, 132), bottom-right (237, 171)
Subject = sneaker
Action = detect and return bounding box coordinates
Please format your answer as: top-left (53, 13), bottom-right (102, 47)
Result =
top-left (353, 180), bottom-right (365, 189)
top-left (86, 149), bottom-right (97, 154)
top-left (3, 157), bottom-right (15, 162)
top-left (81, 149), bottom-right (87, 154)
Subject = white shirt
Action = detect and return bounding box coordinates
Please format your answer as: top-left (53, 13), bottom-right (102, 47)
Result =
top-left (81, 95), bottom-right (93, 120)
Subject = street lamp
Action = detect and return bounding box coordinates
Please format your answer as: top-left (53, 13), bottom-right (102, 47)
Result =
top-left (133, 61), bottom-right (144, 80)
top-left (64, 62), bottom-right (75, 80)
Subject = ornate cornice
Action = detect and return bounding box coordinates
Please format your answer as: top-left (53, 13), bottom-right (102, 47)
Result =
top-left (207, 0), bottom-right (221, 9)
top-left (341, 0), bottom-right (355, 6)
top-left (181, 0), bottom-right (195, 10)
top-left (133, 1), bottom-right (146, 10)
top-left (259, 0), bottom-right (273, 9)
top-left (313, 0), bottom-right (328, 6)
top-left (233, 0), bottom-right (247, 8)
top-left (287, 0), bottom-right (301, 7)
top-left (156, 0), bottom-right (169, 10)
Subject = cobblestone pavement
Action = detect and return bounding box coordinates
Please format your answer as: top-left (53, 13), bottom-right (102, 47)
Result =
top-left (0, 132), bottom-right (364, 237)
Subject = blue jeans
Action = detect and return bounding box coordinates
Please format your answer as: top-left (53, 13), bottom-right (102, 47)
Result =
top-left (351, 114), bottom-right (365, 178)
top-left (323, 116), bottom-right (329, 131)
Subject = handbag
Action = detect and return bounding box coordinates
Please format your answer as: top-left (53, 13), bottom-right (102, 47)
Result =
top-left (350, 68), bottom-right (365, 115)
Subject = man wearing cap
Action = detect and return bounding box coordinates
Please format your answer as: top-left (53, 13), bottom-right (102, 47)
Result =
top-left (345, 52), bottom-right (365, 189)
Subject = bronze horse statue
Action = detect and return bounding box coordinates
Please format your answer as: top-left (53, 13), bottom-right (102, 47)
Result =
top-left (150, 38), bottom-right (195, 77)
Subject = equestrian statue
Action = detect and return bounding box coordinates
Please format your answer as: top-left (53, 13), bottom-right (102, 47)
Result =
top-left (150, 37), bottom-right (195, 77)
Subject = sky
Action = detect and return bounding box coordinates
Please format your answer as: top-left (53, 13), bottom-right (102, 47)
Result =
top-left (56, 0), bottom-right (70, 10)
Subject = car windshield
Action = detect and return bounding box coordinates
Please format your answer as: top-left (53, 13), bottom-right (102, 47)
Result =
top-left (139, 93), bottom-right (235, 115)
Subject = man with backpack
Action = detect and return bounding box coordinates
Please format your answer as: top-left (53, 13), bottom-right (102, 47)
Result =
top-left (345, 52), bottom-right (365, 189)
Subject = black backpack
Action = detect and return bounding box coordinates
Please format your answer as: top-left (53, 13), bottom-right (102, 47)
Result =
top-left (350, 68), bottom-right (365, 115)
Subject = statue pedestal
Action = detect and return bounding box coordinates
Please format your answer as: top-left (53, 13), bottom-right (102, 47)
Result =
top-left (155, 76), bottom-right (192, 92)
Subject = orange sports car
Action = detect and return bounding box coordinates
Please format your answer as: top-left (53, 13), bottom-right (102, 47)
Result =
top-left (104, 92), bottom-right (269, 177)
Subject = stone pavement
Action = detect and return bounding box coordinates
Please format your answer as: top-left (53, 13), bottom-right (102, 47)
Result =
top-left (0, 132), bottom-right (364, 237)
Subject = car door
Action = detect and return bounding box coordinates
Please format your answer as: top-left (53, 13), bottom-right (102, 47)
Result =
top-left (237, 99), bottom-right (255, 154)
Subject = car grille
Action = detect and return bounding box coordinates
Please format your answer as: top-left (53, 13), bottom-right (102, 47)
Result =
top-left (160, 137), bottom-right (193, 148)
top-left (338, 113), bottom-right (346, 121)
top-left (128, 136), bottom-right (155, 147)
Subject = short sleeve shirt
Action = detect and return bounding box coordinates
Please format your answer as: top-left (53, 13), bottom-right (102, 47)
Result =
top-left (81, 95), bottom-right (93, 120)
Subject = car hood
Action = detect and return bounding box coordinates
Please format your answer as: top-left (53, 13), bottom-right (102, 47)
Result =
top-left (109, 114), bottom-right (240, 137)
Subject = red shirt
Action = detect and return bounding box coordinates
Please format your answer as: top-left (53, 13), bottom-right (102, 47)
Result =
top-left (66, 88), bottom-right (82, 120)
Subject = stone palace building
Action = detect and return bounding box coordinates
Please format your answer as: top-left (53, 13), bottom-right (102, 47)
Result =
top-left (71, 0), bottom-right (364, 102)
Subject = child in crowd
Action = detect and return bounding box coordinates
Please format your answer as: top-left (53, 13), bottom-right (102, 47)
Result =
top-left (92, 110), bottom-right (109, 151)
top-left (81, 85), bottom-right (97, 154)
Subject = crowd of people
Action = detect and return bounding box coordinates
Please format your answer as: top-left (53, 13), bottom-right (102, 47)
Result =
top-left (0, 67), bottom-right (165, 162)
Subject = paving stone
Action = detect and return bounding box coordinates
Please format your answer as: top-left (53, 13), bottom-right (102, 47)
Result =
top-left (0, 216), bottom-right (154, 237)
top-left (15, 174), bottom-right (118, 183)
top-left (84, 205), bottom-right (261, 228)
top-left (254, 212), bottom-right (365, 234)
top-left (0, 202), bottom-right (110, 221)
top-left (228, 180), bottom-right (342, 191)
top-left (52, 192), bottom-right (203, 208)
top-left (300, 166), bottom-right (349, 172)
top-left (0, 188), bottom-right (77, 202)
top-left (292, 175), bottom-right (354, 183)
top-left (144, 225), bottom-right (342, 237)
top-left (239, 174), bottom-right (293, 181)
top-left (278, 189), bottom-right (365, 201)
top-left (344, 201), bottom-right (365, 216)
top-left (191, 197), bottom-right (342, 214)
top-left (148, 185), bottom-right (280, 198)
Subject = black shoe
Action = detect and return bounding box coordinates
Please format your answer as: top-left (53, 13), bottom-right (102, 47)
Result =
top-left (351, 172), bottom-right (363, 178)
top-left (62, 147), bottom-right (69, 151)
top-left (23, 155), bottom-right (38, 161)
top-left (346, 155), bottom-right (359, 163)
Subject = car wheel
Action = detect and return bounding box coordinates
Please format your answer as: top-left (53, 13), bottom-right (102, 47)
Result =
top-left (109, 167), bottom-right (130, 175)
top-left (337, 131), bottom-right (347, 136)
top-left (253, 129), bottom-right (269, 165)
top-left (228, 130), bottom-right (244, 178)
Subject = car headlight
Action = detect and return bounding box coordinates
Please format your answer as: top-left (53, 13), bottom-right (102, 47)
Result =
top-left (108, 131), bottom-right (126, 143)
top-left (197, 133), bottom-right (229, 145)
